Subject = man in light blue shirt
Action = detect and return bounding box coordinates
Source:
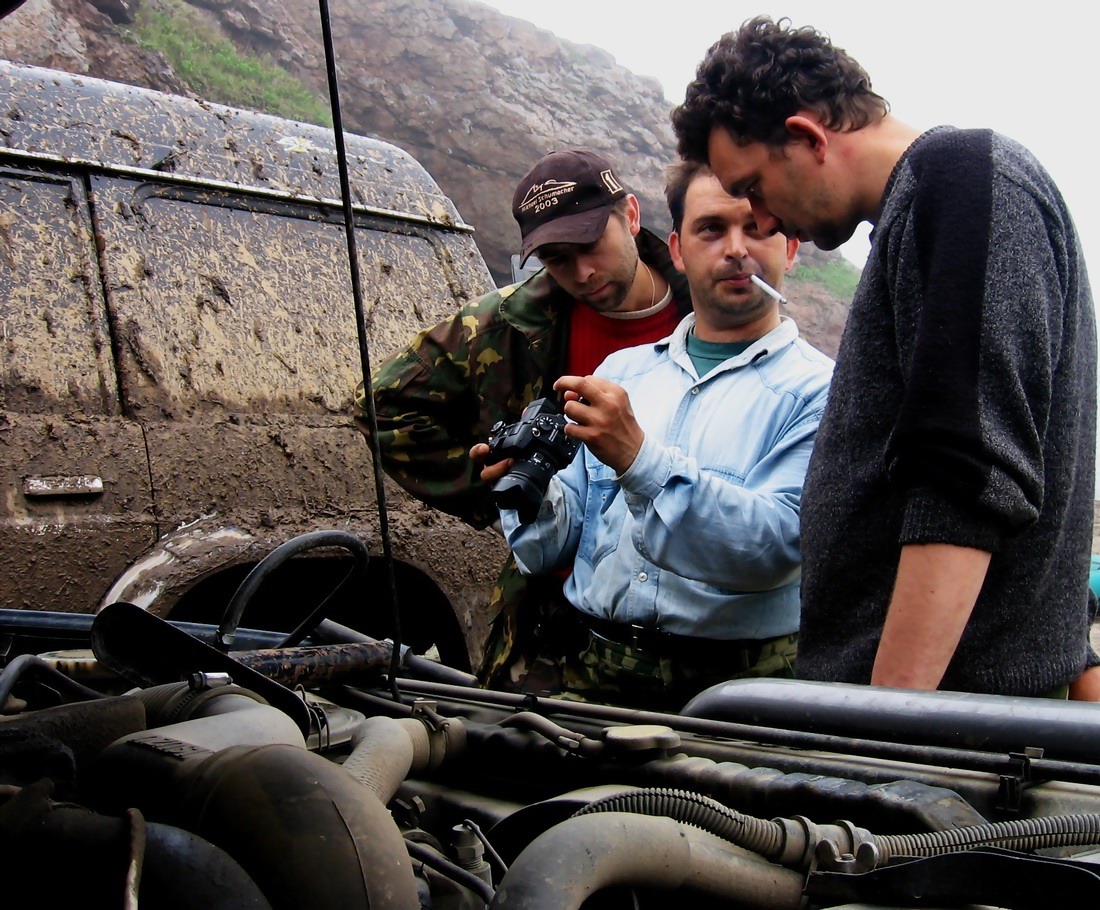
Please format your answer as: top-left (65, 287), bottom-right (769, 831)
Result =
top-left (473, 161), bottom-right (834, 708)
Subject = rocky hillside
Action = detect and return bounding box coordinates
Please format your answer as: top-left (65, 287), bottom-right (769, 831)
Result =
top-left (0, 0), bottom-right (855, 354)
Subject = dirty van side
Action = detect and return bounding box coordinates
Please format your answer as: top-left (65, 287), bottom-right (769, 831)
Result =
top-left (0, 61), bottom-right (506, 665)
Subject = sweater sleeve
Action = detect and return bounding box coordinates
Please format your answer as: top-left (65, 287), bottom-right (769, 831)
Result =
top-left (884, 130), bottom-right (1060, 551)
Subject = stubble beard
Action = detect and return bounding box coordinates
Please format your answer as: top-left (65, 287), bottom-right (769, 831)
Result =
top-left (698, 281), bottom-right (776, 332)
top-left (721, 291), bottom-right (771, 326)
top-left (578, 244), bottom-right (640, 314)
top-left (581, 280), bottom-right (630, 313)
top-left (801, 188), bottom-right (859, 252)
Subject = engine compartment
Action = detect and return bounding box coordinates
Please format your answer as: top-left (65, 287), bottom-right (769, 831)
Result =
top-left (4, 599), bottom-right (1100, 910)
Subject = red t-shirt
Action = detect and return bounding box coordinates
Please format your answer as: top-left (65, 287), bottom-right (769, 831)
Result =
top-left (566, 291), bottom-right (680, 377)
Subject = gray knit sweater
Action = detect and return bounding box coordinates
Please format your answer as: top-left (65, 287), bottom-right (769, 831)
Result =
top-left (798, 127), bottom-right (1096, 696)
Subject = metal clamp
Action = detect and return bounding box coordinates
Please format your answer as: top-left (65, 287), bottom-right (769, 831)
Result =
top-left (997, 746), bottom-right (1044, 813)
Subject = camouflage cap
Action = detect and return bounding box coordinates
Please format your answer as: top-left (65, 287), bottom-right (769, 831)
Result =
top-left (512, 149), bottom-right (626, 266)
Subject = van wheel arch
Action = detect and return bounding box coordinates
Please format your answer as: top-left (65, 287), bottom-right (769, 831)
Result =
top-left (102, 527), bottom-right (472, 672)
top-left (169, 557), bottom-right (472, 673)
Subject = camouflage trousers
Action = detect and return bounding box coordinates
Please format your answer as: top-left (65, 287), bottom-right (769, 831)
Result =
top-left (477, 569), bottom-right (797, 712)
top-left (476, 555), bottom-right (571, 692)
top-left (551, 630), bottom-right (798, 712)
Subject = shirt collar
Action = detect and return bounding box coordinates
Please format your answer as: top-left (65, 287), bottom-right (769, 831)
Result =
top-left (662, 314), bottom-right (800, 376)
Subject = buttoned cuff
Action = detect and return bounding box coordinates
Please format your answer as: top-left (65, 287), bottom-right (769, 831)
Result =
top-left (617, 433), bottom-right (669, 500)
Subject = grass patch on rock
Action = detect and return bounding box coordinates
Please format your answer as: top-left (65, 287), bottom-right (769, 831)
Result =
top-left (786, 257), bottom-right (862, 300)
top-left (130, 0), bottom-right (331, 126)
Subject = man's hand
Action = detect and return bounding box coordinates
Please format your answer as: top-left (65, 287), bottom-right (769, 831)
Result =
top-left (554, 375), bottom-right (645, 475)
top-left (469, 443), bottom-right (512, 484)
top-left (871, 542), bottom-right (992, 689)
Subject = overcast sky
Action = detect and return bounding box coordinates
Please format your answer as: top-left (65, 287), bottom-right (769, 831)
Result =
top-left (481, 0), bottom-right (1097, 277)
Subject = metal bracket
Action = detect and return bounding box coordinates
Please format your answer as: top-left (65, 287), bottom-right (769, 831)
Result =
top-left (996, 746), bottom-right (1044, 813)
top-left (814, 839), bottom-right (882, 875)
top-left (411, 697), bottom-right (446, 731)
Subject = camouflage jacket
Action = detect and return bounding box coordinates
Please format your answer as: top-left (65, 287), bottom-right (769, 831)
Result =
top-left (356, 228), bottom-right (691, 529)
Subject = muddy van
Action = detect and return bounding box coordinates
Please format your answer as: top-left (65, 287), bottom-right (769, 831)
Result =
top-left (0, 60), bottom-right (504, 667)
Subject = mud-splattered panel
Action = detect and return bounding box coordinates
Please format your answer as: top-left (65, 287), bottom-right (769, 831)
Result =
top-left (0, 169), bottom-right (119, 415)
top-left (92, 178), bottom-right (490, 419)
top-left (143, 414), bottom-right (505, 659)
top-left (0, 60), bottom-right (468, 225)
top-left (145, 416), bottom-right (379, 528)
top-left (0, 414), bottom-right (155, 611)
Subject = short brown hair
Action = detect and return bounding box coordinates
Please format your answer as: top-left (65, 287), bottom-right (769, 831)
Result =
top-left (609, 196), bottom-right (631, 222)
top-left (672, 16), bottom-right (888, 161)
top-left (664, 160), bottom-right (711, 233)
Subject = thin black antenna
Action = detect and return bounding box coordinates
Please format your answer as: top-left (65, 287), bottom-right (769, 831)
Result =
top-left (317, 0), bottom-right (403, 700)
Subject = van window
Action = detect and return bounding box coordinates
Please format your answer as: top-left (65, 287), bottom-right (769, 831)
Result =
top-left (0, 168), bottom-right (119, 415)
top-left (91, 178), bottom-right (478, 418)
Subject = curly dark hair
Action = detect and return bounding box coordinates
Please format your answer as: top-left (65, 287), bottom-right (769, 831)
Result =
top-left (664, 160), bottom-right (710, 233)
top-left (672, 16), bottom-right (888, 161)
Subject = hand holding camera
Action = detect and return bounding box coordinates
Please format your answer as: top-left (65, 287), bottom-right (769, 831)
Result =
top-left (554, 375), bottom-right (645, 476)
top-left (471, 377), bottom-right (645, 525)
top-left (477, 397), bottom-right (580, 524)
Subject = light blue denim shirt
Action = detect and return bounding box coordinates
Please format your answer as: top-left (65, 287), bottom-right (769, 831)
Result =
top-left (501, 314), bottom-right (834, 640)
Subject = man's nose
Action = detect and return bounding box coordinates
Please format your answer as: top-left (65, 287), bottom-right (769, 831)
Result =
top-left (573, 257), bottom-right (596, 284)
top-left (724, 229), bottom-right (749, 262)
top-left (750, 198), bottom-right (782, 236)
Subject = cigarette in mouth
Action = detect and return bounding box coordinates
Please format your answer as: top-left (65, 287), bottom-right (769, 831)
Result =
top-left (750, 274), bottom-right (788, 305)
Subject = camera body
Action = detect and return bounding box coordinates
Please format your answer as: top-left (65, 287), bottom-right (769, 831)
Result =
top-left (485, 397), bottom-right (580, 524)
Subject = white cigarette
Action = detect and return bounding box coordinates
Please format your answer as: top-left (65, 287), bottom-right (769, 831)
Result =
top-left (750, 274), bottom-right (788, 305)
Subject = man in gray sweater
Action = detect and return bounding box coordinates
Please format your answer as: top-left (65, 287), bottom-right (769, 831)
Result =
top-left (671, 16), bottom-right (1096, 696)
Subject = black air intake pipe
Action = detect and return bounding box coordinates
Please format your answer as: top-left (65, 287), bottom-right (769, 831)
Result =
top-left (1, 780), bottom-right (271, 910)
top-left (95, 684), bottom-right (420, 910)
top-left (684, 678), bottom-right (1100, 762)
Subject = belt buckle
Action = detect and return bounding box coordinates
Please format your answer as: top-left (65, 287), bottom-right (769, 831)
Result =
top-left (626, 624), bottom-right (648, 649)
top-left (589, 621), bottom-right (648, 652)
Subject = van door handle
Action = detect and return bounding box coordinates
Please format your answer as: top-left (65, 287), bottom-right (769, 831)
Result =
top-left (23, 475), bottom-right (105, 498)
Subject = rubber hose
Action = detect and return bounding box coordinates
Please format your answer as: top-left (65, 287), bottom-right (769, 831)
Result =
top-left (405, 840), bottom-right (495, 904)
top-left (573, 787), bottom-right (785, 857)
top-left (500, 711), bottom-right (604, 757)
top-left (490, 812), bottom-right (803, 910)
top-left (0, 654), bottom-right (107, 709)
top-left (1, 787), bottom-right (272, 910)
top-left (577, 788), bottom-right (1100, 868)
top-left (874, 813), bottom-right (1100, 861)
top-left (342, 715), bottom-right (418, 803)
top-left (180, 743), bottom-right (420, 910)
top-left (216, 530), bottom-right (370, 650)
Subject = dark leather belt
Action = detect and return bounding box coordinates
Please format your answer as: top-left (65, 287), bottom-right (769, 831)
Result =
top-left (580, 611), bottom-right (766, 665)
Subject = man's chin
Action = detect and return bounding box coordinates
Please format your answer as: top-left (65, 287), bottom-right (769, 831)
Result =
top-left (802, 222), bottom-right (856, 252)
top-left (711, 295), bottom-right (773, 323)
top-left (583, 290), bottom-right (628, 312)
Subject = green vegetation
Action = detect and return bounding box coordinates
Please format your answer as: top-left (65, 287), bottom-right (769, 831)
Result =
top-left (786, 257), bottom-right (861, 300)
top-left (129, 1), bottom-right (331, 126)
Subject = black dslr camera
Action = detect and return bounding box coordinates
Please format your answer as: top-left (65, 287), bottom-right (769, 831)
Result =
top-left (485, 397), bottom-right (580, 524)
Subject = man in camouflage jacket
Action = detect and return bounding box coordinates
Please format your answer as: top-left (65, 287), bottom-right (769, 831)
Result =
top-left (356, 149), bottom-right (690, 687)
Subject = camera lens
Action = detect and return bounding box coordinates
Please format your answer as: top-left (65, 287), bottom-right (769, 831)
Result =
top-left (491, 454), bottom-right (559, 524)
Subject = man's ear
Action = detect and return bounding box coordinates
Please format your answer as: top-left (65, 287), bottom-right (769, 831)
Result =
top-left (624, 193), bottom-right (641, 236)
top-left (785, 114), bottom-right (829, 163)
top-left (784, 237), bottom-right (799, 270)
top-left (668, 230), bottom-right (686, 273)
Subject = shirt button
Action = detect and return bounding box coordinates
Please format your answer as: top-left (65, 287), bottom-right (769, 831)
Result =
top-left (691, 387), bottom-right (699, 395)
top-left (638, 571), bottom-right (649, 582)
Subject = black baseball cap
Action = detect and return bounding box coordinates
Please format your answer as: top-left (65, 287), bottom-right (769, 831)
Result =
top-left (512, 149), bottom-right (627, 266)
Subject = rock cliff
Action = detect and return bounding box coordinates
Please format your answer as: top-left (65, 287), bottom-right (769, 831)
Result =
top-left (0, 0), bottom-right (853, 354)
